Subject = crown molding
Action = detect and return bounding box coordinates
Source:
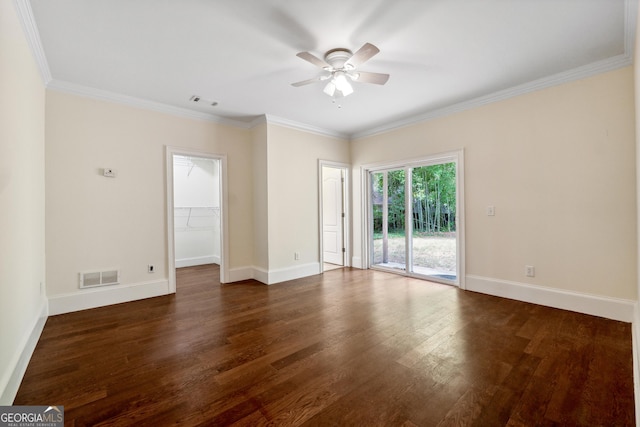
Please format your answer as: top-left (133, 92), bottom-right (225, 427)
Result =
top-left (16, 0), bottom-right (637, 141)
top-left (352, 53), bottom-right (633, 140)
top-left (263, 115), bottom-right (349, 140)
top-left (248, 115), bottom-right (268, 128)
top-left (352, 0), bottom-right (637, 140)
top-left (13, 0), bottom-right (51, 84)
top-left (14, 0), bottom-right (250, 128)
top-left (47, 80), bottom-right (254, 128)
top-left (46, 79), bottom-right (350, 139)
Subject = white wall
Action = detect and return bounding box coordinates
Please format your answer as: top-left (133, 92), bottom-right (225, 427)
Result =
top-left (45, 91), bottom-right (254, 313)
top-left (252, 122), bottom-right (269, 273)
top-left (173, 156), bottom-right (220, 267)
top-left (265, 124), bottom-right (350, 281)
top-left (42, 91), bottom-right (351, 298)
top-left (0, 2), bottom-right (47, 403)
top-left (249, 121), bottom-right (351, 283)
top-left (633, 4), bottom-right (640, 424)
top-left (353, 67), bottom-right (637, 304)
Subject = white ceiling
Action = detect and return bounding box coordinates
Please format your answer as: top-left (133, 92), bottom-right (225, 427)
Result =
top-left (26, 0), bottom-right (634, 138)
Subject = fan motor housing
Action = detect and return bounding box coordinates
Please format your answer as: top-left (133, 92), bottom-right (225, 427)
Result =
top-left (324, 48), bottom-right (353, 68)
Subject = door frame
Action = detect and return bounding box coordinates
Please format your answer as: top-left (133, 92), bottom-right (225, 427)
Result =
top-left (361, 149), bottom-right (465, 288)
top-left (165, 146), bottom-right (229, 292)
top-left (318, 160), bottom-right (351, 270)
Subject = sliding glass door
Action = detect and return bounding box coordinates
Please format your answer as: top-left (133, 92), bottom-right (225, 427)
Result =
top-left (368, 153), bottom-right (463, 286)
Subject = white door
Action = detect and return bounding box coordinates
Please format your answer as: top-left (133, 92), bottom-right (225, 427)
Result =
top-left (322, 166), bottom-right (344, 265)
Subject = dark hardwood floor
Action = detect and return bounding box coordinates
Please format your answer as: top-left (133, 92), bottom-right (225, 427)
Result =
top-left (15, 265), bottom-right (634, 426)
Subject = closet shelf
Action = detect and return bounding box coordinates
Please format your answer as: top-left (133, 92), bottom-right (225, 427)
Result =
top-left (174, 207), bottom-right (220, 228)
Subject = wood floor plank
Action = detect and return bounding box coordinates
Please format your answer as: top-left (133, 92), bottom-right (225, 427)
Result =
top-left (14, 265), bottom-right (635, 426)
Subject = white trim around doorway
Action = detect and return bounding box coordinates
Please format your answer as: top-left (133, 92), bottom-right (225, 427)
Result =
top-left (165, 146), bottom-right (230, 292)
top-left (318, 160), bottom-right (351, 270)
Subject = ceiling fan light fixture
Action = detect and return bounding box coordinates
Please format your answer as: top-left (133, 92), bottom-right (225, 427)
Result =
top-left (319, 71), bottom-right (350, 98)
top-left (292, 43), bottom-right (387, 100)
top-left (334, 72), bottom-right (349, 89)
top-left (337, 80), bottom-right (354, 97)
top-left (323, 73), bottom-right (354, 98)
top-left (342, 85), bottom-right (354, 97)
top-left (323, 80), bottom-right (336, 96)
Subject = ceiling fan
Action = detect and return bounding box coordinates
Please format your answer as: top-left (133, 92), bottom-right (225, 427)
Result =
top-left (291, 42), bottom-right (390, 98)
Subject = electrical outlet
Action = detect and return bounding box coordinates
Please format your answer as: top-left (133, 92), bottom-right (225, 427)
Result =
top-left (294, 252), bottom-right (300, 260)
top-left (525, 265), bottom-right (535, 277)
top-left (487, 206), bottom-right (495, 216)
top-left (148, 264), bottom-right (155, 273)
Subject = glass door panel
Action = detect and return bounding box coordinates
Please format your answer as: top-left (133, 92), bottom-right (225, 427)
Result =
top-left (371, 169), bottom-right (406, 271)
top-left (410, 163), bottom-right (457, 281)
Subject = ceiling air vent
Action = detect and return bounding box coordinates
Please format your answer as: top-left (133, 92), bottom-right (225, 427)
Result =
top-left (189, 95), bottom-right (218, 107)
top-left (79, 269), bottom-right (120, 289)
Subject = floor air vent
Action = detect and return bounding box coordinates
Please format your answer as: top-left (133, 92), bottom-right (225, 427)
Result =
top-left (79, 269), bottom-right (120, 288)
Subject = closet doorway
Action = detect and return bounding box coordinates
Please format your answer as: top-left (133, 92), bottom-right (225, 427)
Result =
top-left (166, 147), bottom-right (228, 292)
top-left (173, 155), bottom-right (220, 267)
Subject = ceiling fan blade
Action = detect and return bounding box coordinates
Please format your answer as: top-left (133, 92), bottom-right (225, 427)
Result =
top-left (296, 51), bottom-right (331, 69)
top-left (344, 43), bottom-right (380, 69)
top-left (291, 76), bottom-right (324, 87)
top-left (353, 71), bottom-right (390, 85)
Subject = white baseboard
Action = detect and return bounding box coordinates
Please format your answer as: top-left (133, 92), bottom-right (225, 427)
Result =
top-left (175, 255), bottom-right (219, 268)
top-left (252, 266), bottom-right (269, 284)
top-left (466, 275), bottom-right (635, 322)
top-left (227, 266), bottom-right (255, 283)
top-left (226, 263), bottom-right (321, 285)
top-left (0, 296), bottom-right (48, 405)
top-left (266, 262), bottom-right (321, 285)
top-left (351, 256), bottom-right (362, 269)
top-left (48, 279), bottom-right (171, 315)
